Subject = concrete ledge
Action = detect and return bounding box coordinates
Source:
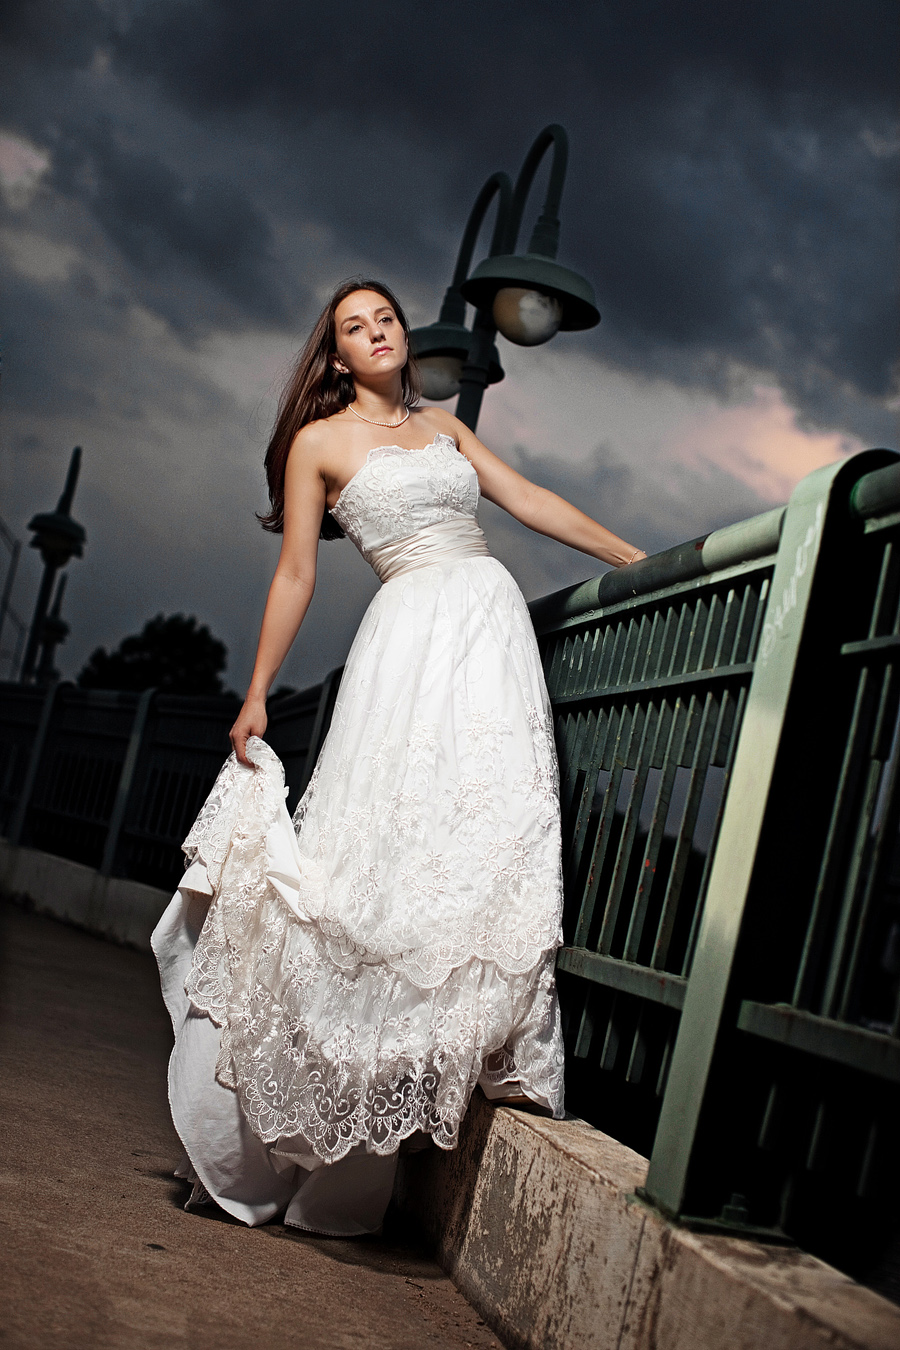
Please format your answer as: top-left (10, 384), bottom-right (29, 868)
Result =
top-left (396, 1092), bottom-right (900, 1350)
top-left (0, 841), bottom-right (170, 949)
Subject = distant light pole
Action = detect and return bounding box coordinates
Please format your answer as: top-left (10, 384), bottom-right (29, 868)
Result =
top-left (410, 172), bottom-right (510, 407)
top-left (0, 517), bottom-right (24, 679)
top-left (34, 573), bottom-right (70, 685)
top-left (20, 447), bottom-right (86, 684)
top-left (410, 124), bottom-right (600, 434)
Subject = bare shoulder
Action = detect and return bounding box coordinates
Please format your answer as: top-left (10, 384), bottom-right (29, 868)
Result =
top-left (409, 405), bottom-right (462, 445)
top-left (288, 418), bottom-right (337, 476)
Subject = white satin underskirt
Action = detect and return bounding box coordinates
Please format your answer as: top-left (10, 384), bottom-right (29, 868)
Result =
top-left (154, 880), bottom-right (401, 1234)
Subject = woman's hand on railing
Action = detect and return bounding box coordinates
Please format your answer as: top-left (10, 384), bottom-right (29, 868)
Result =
top-left (230, 695), bottom-right (268, 766)
top-left (620, 548), bottom-right (648, 567)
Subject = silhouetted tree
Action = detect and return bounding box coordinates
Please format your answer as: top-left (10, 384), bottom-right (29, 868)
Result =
top-left (77, 613), bottom-right (228, 695)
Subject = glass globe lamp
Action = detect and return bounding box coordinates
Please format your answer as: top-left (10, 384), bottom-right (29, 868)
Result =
top-left (492, 287), bottom-right (563, 347)
top-left (409, 320), bottom-right (504, 401)
top-left (417, 354), bottom-right (466, 401)
top-left (461, 254), bottom-right (599, 341)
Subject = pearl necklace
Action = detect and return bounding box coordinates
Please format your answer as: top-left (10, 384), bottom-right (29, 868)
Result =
top-left (347, 403), bottom-right (410, 429)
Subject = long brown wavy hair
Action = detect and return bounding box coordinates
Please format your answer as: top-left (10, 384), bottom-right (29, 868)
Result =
top-left (259, 277), bottom-right (422, 539)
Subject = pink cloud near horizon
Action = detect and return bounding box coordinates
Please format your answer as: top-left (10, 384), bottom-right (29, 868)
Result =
top-left (669, 383), bottom-right (865, 503)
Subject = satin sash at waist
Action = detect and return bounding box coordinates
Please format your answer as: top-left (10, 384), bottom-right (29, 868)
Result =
top-left (366, 517), bottom-right (491, 584)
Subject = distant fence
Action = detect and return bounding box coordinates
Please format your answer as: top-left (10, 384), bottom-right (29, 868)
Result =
top-left (2, 448), bottom-right (899, 1283)
top-left (0, 675), bottom-right (340, 892)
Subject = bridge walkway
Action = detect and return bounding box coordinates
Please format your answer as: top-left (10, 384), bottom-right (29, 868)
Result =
top-left (0, 902), bottom-right (501, 1350)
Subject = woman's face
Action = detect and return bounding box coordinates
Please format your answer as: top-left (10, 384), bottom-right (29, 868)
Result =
top-left (332, 289), bottom-right (408, 384)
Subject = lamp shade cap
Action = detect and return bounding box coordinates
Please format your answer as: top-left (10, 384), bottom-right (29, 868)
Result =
top-left (409, 321), bottom-right (504, 385)
top-left (460, 254), bottom-right (599, 331)
top-left (27, 510), bottom-right (87, 547)
top-left (27, 510), bottom-right (86, 563)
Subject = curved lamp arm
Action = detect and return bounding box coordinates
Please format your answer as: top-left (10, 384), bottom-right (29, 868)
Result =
top-left (504, 123), bottom-right (569, 259)
top-left (438, 171), bottom-right (513, 325)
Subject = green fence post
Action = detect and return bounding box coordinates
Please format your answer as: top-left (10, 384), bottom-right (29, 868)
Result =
top-left (641, 449), bottom-right (895, 1221)
top-left (99, 686), bottom-right (155, 878)
top-left (7, 680), bottom-right (60, 847)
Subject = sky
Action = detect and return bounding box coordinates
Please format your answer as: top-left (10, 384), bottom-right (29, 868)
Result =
top-left (0, 0), bottom-right (897, 693)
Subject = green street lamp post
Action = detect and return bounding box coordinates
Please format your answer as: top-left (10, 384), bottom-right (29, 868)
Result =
top-left (410, 172), bottom-right (510, 406)
top-left (410, 124), bottom-right (599, 434)
top-left (20, 446), bottom-right (86, 684)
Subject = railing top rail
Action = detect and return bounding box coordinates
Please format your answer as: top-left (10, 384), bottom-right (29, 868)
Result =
top-left (529, 503), bottom-right (783, 636)
top-left (850, 454), bottom-right (900, 521)
top-left (531, 450), bottom-right (900, 637)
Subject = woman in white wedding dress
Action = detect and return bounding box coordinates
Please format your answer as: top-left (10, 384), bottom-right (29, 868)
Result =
top-left (152, 279), bottom-right (646, 1236)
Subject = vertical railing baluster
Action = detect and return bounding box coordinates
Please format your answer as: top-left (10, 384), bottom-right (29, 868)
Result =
top-left (652, 691), bottom-right (716, 970)
top-left (624, 698), bottom-right (684, 963)
top-left (571, 704), bottom-right (621, 947)
top-left (597, 701), bottom-right (655, 954)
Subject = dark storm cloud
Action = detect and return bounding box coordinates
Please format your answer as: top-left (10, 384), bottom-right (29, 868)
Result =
top-left (107, 0), bottom-right (899, 421)
top-left (4, 0), bottom-right (897, 424)
top-left (1, 0), bottom-right (112, 69)
top-left (3, 282), bottom-right (105, 424)
top-left (47, 126), bottom-right (300, 331)
top-left (115, 1), bottom-right (897, 120)
top-left (590, 95), bottom-right (898, 406)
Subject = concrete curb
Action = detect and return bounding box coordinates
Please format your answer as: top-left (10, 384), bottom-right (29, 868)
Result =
top-left (0, 841), bottom-right (170, 949)
top-left (396, 1092), bottom-right (900, 1350)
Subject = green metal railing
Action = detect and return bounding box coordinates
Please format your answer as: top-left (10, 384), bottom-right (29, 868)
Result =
top-left (3, 448), bottom-right (899, 1280)
top-left (532, 447), bottom-right (900, 1277)
top-left (531, 506), bottom-right (780, 1156)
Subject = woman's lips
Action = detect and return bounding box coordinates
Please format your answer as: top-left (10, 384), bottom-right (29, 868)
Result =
top-left (372, 346), bottom-right (392, 355)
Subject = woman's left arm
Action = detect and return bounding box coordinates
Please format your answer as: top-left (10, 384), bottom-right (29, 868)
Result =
top-left (452, 418), bottom-right (647, 569)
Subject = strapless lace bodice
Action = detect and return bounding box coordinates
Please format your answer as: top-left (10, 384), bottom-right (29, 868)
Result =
top-left (330, 433), bottom-right (480, 560)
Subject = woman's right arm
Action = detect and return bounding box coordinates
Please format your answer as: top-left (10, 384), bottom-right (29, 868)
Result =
top-left (229, 433), bottom-right (326, 765)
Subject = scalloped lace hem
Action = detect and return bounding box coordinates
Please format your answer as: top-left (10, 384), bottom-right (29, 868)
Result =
top-left (179, 738), bottom-right (564, 1161)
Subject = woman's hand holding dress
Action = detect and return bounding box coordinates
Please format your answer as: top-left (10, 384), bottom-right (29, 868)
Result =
top-left (230, 696), bottom-right (268, 766)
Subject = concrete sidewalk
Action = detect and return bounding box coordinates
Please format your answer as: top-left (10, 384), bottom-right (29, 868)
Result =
top-left (0, 902), bottom-right (501, 1350)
